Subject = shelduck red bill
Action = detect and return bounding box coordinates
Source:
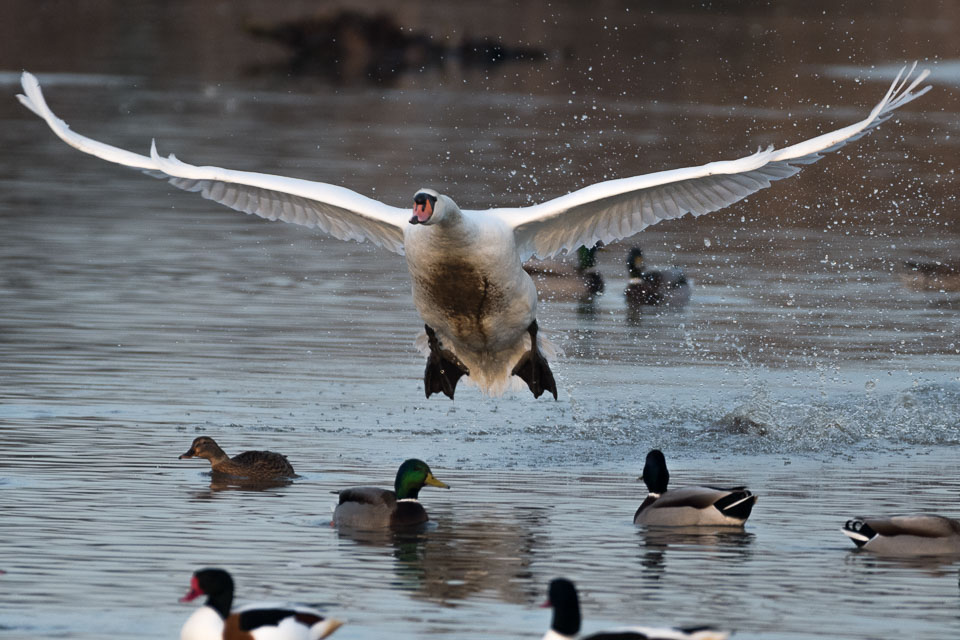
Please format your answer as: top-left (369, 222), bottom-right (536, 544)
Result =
top-left (180, 575), bottom-right (204, 603)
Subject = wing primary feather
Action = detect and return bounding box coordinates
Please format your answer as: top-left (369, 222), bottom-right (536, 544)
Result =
top-left (502, 63), bottom-right (931, 260)
top-left (19, 72), bottom-right (408, 255)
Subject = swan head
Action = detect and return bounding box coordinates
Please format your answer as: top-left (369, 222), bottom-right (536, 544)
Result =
top-left (410, 188), bottom-right (458, 225)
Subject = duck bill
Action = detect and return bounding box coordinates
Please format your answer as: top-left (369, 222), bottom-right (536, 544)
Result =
top-left (425, 472), bottom-right (449, 489)
top-left (178, 449), bottom-right (195, 459)
top-left (179, 578), bottom-right (203, 603)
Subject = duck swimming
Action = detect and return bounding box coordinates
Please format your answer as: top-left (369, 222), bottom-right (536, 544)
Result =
top-left (634, 450), bottom-right (757, 527)
top-left (542, 578), bottom-right (729, 640)
top-left (525, 244), bottom-right (605, 302)
top-left (333, 458), bottom-right (449, 529)
top-left (625, 248), bottom-right (690, 307)
top-left (842, 515), bottom-right (960, 555)
top-left (17, 66), bottom-right (930, 400)
top-left (180, 568), bottom-right (343, 640)
top-left (179, 436), bottom-right (296, 480)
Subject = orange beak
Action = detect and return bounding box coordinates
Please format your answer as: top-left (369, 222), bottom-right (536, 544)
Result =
top-left (410, 196), bottom-right (434, 224)
top-left (410, 200), bottom-right (433, 224)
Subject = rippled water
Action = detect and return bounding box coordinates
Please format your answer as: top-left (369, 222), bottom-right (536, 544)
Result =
top-left (2, 2), bottom-right (960, 639)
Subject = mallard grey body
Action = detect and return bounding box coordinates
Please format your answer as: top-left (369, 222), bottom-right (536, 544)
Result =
top-left (634, 486), bottom-right (757, 527)
top-left (634, 450), bottom-right (757, 527)
top-left (179, 436), bottom-right (296, 481)
top-left (333, 488), bottom-right (430, 528)
top-left (842, 515), bottom-right (960, 555)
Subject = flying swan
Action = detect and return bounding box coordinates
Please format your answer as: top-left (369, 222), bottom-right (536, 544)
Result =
top-left (17, 66), bottom-right (930, 400)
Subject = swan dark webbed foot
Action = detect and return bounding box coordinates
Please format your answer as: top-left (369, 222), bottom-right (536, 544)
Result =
top-left (511, 320), bottom-right (558, 400)
top-left (424, 325), bottom-right (468, 399)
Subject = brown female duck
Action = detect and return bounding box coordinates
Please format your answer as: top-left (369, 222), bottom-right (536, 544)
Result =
top-left (178, 436), bottom-right (296, 480)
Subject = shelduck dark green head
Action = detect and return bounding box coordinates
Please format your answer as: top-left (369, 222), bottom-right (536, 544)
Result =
top-left (394, 458), bottom-right (449, 499)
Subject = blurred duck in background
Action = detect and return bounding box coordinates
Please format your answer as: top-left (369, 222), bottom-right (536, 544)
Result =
top-left (900, 259), bottom-right (960, 292)
top-left (624, 248), bottom-right (690, 308)
top-left (525, 243), bottom-right (605, 302)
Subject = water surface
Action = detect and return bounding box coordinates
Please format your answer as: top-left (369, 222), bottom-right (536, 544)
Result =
top-left (1, 2), bottom-right (959, 639)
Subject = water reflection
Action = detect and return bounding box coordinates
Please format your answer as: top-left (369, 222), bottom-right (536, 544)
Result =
top-left (843, 549), bottom-right (960, 577)
top-left (186, 474), bottom-right (295, 500)
top-left (636, 526), bottom-right (755, 580)
top-left (336, 506), bottom-right (548, 606)
top-left (3, 2), bottom-right (960, 638)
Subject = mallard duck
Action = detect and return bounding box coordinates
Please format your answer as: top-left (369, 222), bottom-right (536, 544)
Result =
top-left (333, 458), bottom-right (449, 529)
top-left (180, 568), bottom-right (343, 640)
top-left (18, 66), bottom-right (930, 401)
top-left (178, 436), bottom-right (296, 481)
top-left (624, 248), bottom-right (690, 307)
top-left (542, 578), bottom-right (729, 640)
top-left (901, 260), bottom-right (960, 292)
top-left (525, 244), bottom-right (605, 302)
top-left (842, 515), bottom-right (960, 555)
top-left (634, 450), bottom-right (757, 527)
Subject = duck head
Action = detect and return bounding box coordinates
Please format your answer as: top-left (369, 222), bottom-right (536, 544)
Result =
top-left (576, 242), bottom-right (603, 273)
top-left (409, 189), bottom-right (459, 226)
top-left (542, 578), bottom-right (581, 637)
top-left (394, 458), bottom-right (450, 499)
top-left (641, 449), bottom-right (669, 496)
top-left (180, 568), bottom-right (233, 619)
top-left (179, 436), bottom-right (226, 461)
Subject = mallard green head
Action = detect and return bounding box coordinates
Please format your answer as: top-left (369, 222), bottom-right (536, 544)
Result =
top-left (627, 248), bottom-right (645, 278)
top-left (576, 245), bottom-right (599, 271)
top-left (394, 458), bottom-right (449, 499)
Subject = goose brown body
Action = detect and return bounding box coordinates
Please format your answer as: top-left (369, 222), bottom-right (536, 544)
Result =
top-left (179, 436), bottom-right (296, 480)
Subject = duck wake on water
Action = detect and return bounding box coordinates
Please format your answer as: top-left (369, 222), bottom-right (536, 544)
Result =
top-left (16, 65), bottom-right (931, 400)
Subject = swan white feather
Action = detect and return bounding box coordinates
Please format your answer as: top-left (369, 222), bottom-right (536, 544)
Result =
top-left (17, 65), bottom-right (931, 397)
top-left (496, 62), bottom-right (930, 260)
top-left (17, 72), bottom-right (407, 254)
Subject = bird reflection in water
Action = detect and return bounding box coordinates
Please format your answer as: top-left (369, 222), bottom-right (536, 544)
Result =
top-left (335, 506), bottom-right (548, 606)
top-left (636, 526), bottom-right (755, 581)
top-left (188, 475), bottom-right (295, 501)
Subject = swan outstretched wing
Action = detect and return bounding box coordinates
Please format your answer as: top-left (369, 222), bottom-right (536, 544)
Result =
top-left (17, 72), bottom-right (408, 254)
top-left (497, 64), bottom-right (931, 260)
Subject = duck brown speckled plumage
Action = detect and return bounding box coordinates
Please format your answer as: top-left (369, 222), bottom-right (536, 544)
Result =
top-left (179, 436), bottom-right (296, 480)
